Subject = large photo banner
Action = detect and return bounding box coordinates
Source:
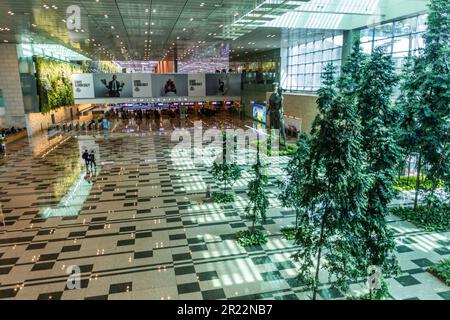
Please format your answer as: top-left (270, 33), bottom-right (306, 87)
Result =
top-left (73, 73), bottom-right (241, 100)
top-left (188, 74), bottom-right (206, 97)
top-left (93, 73), bottom-right (133, 98)
top-left (152, 74), bottom-right (188, 97)
top-left (132, 74), bottom-right (152, 98)
top-left (206, 74), bottom-right (242, 96)
top-left (73, 74), bottom-right (95, 99)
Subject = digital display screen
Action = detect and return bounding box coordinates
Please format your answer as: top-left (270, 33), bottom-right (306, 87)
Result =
top-left (253, 103), bottom-right (267, 124)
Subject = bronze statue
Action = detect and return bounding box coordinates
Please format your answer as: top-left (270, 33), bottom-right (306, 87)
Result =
top-left (268, 83), bottom-right (287, 150)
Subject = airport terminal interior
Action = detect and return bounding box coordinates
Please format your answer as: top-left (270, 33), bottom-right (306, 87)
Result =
top-left (0, 0), bottom-right (448, 300)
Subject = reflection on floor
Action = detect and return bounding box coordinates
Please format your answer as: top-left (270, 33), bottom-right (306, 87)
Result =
top-left (0, 115), bottom-right (448, 300)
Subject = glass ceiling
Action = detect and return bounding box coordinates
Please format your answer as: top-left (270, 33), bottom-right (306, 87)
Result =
top-left (265, 0), bottom-right (428, 30)
top-left (17, 44), bottom-right (90, 62)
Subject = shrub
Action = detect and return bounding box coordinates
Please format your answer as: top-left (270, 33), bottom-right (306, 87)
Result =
top-left (235, 229), bottom-right (268, 247)
top-left (393, 176), bottom-right (444, 191)
top-left (211, 192), bottom-right (235, 203)
top-left (280, 226), bottom-right (297, 240)
top-left (390, 204), bottom-right (450, 232)
top-left (427, 258), bottom-right (450, 286)
top-left (267, 143), bottom-right (298, 157)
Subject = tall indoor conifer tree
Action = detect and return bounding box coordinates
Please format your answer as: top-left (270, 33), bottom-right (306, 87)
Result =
top-left (293, 63), bottom-right (369, 299)
top-left (354, 47), bottom-right (401, 298)
top-left (279, 132), bottom-right (310, 229)
top-left (236, 136), bottom-right (270, 247)
top-left (396, 57), bottom-right (423, 188)
top-left (337, 36), bottom-right (368, 97)
top-left (398, 0), bottom-right (450, 206)
top-left (210, 132), bottom-right (242, 203)
top-left (246, 137), bottom-right (270, 233)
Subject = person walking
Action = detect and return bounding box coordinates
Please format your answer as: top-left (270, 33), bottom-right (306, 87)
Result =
top-left (89, 150), bottom-right (97, 173)
top-left (82, 149), bottom-right (90, 173)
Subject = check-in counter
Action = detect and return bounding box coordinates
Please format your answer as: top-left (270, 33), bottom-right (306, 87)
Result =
top-left (5, 130), bottom-right (28, 144)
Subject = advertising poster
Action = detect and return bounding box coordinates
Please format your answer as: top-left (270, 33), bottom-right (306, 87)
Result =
top-left (253, 104), bottom-right (267, 123)
top-left (73, 73), bottom-right (242, 100)
top-left (132, 74), bottom-right (152, 98)
top-left (72, 73), bottom-right (95, 99)
top-left (205, 74), bottom-right (242, 96)
top-left (93, 73), bottom-right (132, 98)
top-left (188, 74), bottom-right (206, 97)
top-left (152, 74), bottom-right (188, 97)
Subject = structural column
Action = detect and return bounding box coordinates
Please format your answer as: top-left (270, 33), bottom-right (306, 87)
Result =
top-left (173, 46), bottom-right (178, 73)
top-left (341, 29), bottom-right (360, 65)
top-left (0, 44), bottom-right (26, 128)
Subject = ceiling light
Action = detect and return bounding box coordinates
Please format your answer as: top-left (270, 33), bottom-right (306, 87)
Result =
top-left (153, 9), bottom-right (156, 13)
top-left (104, 14), bottom-right (108, 18)
top-left (190, 18), bottom-right (194, 21)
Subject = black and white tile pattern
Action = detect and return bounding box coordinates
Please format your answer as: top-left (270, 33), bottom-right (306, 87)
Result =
top-left (0, 115), bottom-right (448, 300)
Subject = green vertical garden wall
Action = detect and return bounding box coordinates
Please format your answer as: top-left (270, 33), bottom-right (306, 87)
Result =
top-left (35, 57), bottom-right (81, 113)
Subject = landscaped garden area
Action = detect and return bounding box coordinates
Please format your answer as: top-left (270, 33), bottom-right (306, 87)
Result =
top-left (428, 258), bottom-right (450, 286)
top-left (206, 0), bottom-right (449, 300)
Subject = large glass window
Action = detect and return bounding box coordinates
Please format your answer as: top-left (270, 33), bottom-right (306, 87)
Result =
top-left (359, 13), bottom-right (428, 74)
top-left (284, 29), bottom-right (343, 91)
top-left (283, 13), bottom-right (428, 93)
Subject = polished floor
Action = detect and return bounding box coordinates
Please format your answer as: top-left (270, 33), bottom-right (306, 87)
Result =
top-left (0, 114), bottom-right (448, 300)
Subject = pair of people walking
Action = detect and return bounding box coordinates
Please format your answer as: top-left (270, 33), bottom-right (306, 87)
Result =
top-left (82, 149), bottom-right (97, 174)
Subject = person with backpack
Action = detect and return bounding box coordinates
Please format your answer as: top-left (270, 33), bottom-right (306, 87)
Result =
top-left (89, 150), bottom-right (97, 172)
top-left (82, 149), bottom-right (90, 173)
